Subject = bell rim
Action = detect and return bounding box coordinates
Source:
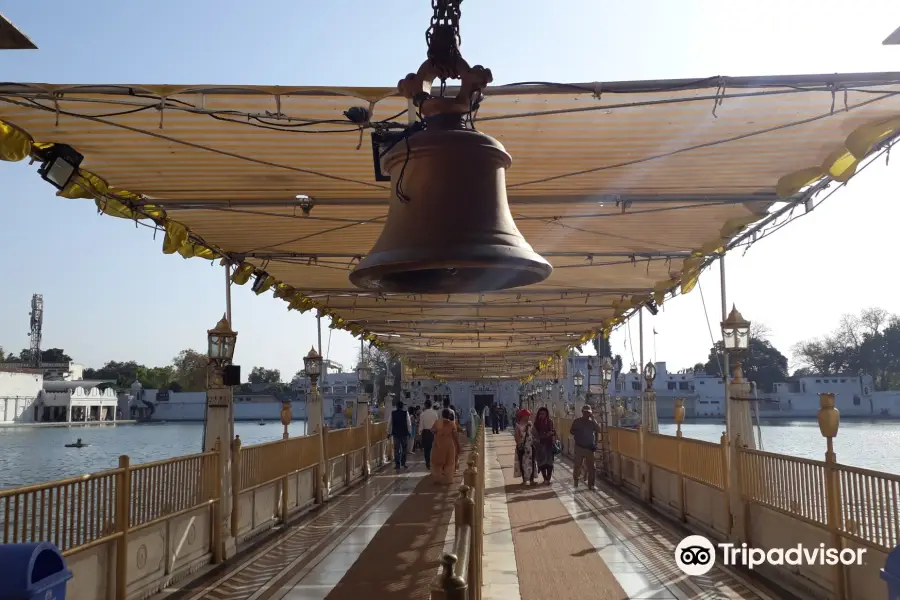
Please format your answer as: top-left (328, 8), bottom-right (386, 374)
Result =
top-left (349, 245), bottom-right (553, 293)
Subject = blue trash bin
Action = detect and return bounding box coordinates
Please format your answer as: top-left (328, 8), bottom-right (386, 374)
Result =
top-left (0, 542), bottom-right (73, 600)
top-left (883, 544), bottom-right (900, 600)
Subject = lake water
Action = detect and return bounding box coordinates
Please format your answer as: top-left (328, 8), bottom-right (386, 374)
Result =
top-left (0, 419), bottom-right (896, 491)
top-left (0, 421), bottom-right (307, 490)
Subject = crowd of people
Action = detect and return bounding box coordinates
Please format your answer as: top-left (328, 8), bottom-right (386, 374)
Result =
top-left (387, 397), bottom-right (605, 490)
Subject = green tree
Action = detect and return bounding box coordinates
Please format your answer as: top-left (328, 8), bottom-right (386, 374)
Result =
top-left (793, 308), bottom-right (900, 390)
top-left (703, 336), bottom-right (789, 393)
top-left (355, 346), bottom-right (400, 405)
top-left (41, 348), bottom-right (72, 362)
top-left (84, 360), bottom-right (143, 388)
top-left (172, 349), bottom-right (208, 392)
top-left (592, 336), bottom-right (612, 358)
top-left (248, 367), bottom-right (282, 385)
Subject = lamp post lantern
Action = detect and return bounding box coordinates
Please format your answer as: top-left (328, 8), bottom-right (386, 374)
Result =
top-left (574, 370), bottom-right (584, 413)
top-left (721, 305), bottom-right (751, 352)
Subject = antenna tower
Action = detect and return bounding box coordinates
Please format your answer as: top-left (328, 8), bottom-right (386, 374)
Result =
top-left (28, 294), bottom-right (44, 368)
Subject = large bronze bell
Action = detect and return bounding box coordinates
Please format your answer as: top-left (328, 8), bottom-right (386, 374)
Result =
top-left (349, 118), bottom-right (552, 294)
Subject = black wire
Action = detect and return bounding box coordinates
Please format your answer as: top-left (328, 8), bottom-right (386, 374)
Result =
top-left (18, 96), bottom-right (411, 135)
top-left (22, 97), bottom-right (156, 119)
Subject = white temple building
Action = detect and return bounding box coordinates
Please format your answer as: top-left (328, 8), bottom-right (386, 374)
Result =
top-left (0, 361), bottom-right (118, 425)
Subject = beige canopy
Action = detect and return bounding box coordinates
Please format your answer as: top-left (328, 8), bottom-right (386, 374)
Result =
top-left (2, 73), bottom-right (899, 380)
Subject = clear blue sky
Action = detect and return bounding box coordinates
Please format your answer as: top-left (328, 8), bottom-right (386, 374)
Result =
top-left (1, 1), bottom-right (899, 378)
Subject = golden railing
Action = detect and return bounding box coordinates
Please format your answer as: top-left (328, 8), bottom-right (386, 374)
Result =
top-left (614, 427), bottom-right (641, 460)
top-left (237, 435), bottom-right (321, 493)
top-left (680, 437), bottom-right (726, 490)
top-left (326, 424), bottom-right (367, 459)
top-left (837, 463), bottom-right (900, 550)
top-left (0, 466), bottom-right (123, 554)
top-left (0, 441), bottom-right (223, 600)
top-left (369, 420), bottom-right (388, 443)
top-left (644, 433), bottom-right (679, 473)
top-left (738, 449), bottom-right (900, 553)
top-left (739, 449), bottom-right (828, 526)
top-left (0, 419), bottom-right (393, 600)
top-left (129, 451), bottom-right (218, 530)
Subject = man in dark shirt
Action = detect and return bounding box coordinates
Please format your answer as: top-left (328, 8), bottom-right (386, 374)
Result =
top-left (491, 404), bottom-right (501, 434)
top-left (570, 404), bottom-right (603, 489)
top-left (389, 400), bottom-right (411, 470)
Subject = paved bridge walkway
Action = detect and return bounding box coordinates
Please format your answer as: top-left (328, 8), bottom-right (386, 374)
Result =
top-left (153, 435), bottom-right (792, 600)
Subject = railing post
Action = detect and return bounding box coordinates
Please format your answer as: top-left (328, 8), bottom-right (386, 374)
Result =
top-left (638, 426), bottom-right (651, 502)
top-left (456, 486), bottom-right (476, 600)
top-left (719, 432), bottom-right (732, 539)
top-left (676, 431), bottom-right (686, 522)
top-left (432, 554), bottom-right (466, 600)
top-left (212, 438), bottom-right (224, 564)
top-left (819, 393), bottom-right (847, 600)
top-left (363, 417), bottom-right (372, 476)
top-left (317, 426), bottom-right (329, 504)
top-left (728, 434), bottom-right (750, 543)
top-left (231, 435), bottom-right (241, 538)
top-left (114, 455), bottom-right (130, 600)
top-left (464, 459), bottom-right (481, 600)
top-left (280, 437), bottom-right (290, 524)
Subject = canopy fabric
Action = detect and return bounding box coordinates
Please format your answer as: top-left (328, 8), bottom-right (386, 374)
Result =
top-left (2, 74), bottom-right (900, 380)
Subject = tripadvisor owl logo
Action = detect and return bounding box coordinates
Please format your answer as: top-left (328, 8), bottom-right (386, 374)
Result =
top-left (675, 535), bottom-right (716, 576)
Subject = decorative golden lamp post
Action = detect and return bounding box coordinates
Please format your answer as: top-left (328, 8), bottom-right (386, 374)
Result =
top-left (674, 398), bottom-right (685, 437)
top-left (303, 346), bottom-right (327, 503)
top-left (204, 314), bottom-right (238, 562)
top-left (355, 360), bottom-right (372, 427)
top-left (721, 305), bottom-right (755, 449)
top-left (598, 356), bottom-right (614, 475)
top-left (573, 370), bottom-right (584, 414)
top-left (599, 357), bottom-right (614, 425)
top-left (642, 361), bottom-right (658, 433)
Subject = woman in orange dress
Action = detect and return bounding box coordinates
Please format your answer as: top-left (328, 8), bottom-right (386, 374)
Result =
top-left (431, 409), bottom-right (461, 484)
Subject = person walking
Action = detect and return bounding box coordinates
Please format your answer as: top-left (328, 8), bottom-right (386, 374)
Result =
top-left (513, 409), bottom-right (537, 485)
top-left (533, 406), bottom-right (557, 483)
top-left (388, 400), bottom-right (412, 470)
top-left (431, 408), bottom-right (461, 484)
top-left (419, 400), bottom-right (439, 469)
top-left (491, 404), bottom-right (501, 434)
top-left (570, 404), bottom-right (603, 489)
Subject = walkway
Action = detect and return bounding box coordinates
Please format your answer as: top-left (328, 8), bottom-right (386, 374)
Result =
top-left (483, 432), bottom-right (792, 600)
top-left (158, 450), bottom-right (462, 600)
top-left (155, 434), bottom-right (793, 600)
